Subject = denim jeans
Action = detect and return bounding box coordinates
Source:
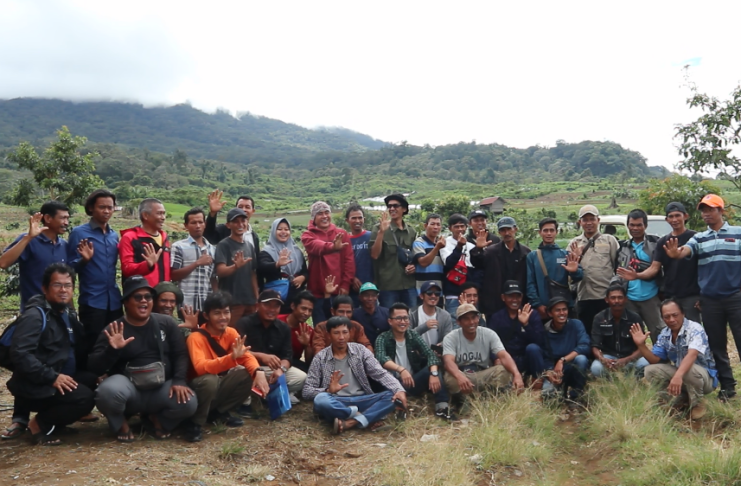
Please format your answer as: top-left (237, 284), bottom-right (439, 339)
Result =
top-left (378, 288), bottom-right (418, 309)
top-left (402, 367), bottom-right (449, 405)
top-left (543, 354), bottom-right (589, 398)
top-left (512, 343), bottom-right (547, 378)
top-left (444, 298), bottom-right (460, 318)
top-left (590, 354), bottom-right (649, 378)
top-left (313, 390), bottom-right (395, 428)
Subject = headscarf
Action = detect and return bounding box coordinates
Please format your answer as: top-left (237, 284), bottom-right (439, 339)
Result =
top-left (264, 218), bottom-right (304, 277)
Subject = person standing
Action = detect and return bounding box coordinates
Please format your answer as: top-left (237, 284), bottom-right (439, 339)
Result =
top-left (259, 218), bottom-right (308, 314)
top-left (204, 190), bottom-right (261, 251)
top-left (171, 207), bottom-right (216, 312)
top-left (440, 214), bottom-right (477, 317)
top-left (412, 213), bottom-right (446, 295)
top-left (345, 205), bottom-right (373, 306)
top-left (119, 198), bottom-right (170, 287)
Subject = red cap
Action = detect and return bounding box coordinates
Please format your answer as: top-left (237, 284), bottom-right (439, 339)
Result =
top-left (697, 194), bottom-right (725, 210)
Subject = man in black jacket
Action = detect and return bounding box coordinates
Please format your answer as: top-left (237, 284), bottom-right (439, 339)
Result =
top-left (6, 263), bottom-right (95, 445)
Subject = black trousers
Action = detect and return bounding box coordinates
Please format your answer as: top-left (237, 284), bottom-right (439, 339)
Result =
top-left (14, 371), bottom-right (97, 433)
top-left (700, 293), bottom-right (741, 392)
top-left (79, 305), bottom-right (124, 354)
top-left (576, 299), bottom-right (608, 337)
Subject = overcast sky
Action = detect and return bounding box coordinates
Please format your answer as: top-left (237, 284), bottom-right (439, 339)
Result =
top-left (2, 0), bottom-right (741, 170)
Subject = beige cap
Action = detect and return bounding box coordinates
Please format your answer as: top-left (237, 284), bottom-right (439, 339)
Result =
top-left (456, 303), bottom-right (480, 319)
top-left (578, 205), bottom-right (599, 218)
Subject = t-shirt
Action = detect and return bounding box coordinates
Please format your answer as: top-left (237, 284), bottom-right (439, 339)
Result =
top-left (116, 320), bottom-right (168, 368)
top-left (278, 313), bottom-right (314, 360)
top-left (394, 340), bottom-right (412, 378)
top-left (412, 235), bottom-right (444, 294)
top-left (214, 237), bottom-right (257, 305)
top-left (333, 354), bottom-right (365, 397)
top-left (443, 327), bottom-right (504, 371)
top-left (626, 241), bottom-right (658, 302)
top-left (653, 230), bottom-right (700, 299)
top-left (350, 230), bottom-right (373, 287)
top-left (417, 306), bottom-right (438, 346)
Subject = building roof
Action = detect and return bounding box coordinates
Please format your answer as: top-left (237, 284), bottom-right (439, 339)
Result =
top-left (480, 196), bottom-right (505, 205)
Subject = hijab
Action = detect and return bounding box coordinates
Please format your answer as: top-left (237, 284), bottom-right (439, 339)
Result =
top-left (264, 218), bottom-right (304, 277)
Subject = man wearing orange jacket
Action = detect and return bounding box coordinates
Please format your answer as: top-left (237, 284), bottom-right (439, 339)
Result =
top-left (184, 291), bottom-right (269, 442)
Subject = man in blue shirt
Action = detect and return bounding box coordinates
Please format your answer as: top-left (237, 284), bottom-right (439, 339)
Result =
top-left (352, 283), bottom-right (390, 345)
top-left (0, 201), bottom-right (69, 312)
top-left (67, 190), bottom-right (123, 350)
top-left (346, 205), bottom-right (373, 307)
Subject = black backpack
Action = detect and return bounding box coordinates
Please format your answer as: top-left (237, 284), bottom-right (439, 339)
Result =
top-left (0, 307), bottom-right (47, 371)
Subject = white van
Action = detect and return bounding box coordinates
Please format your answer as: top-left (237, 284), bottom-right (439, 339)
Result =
top-left (598, 215), bottom-right (672, 238)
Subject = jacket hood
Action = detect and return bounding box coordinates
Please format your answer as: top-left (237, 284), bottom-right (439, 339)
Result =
top-left (307, 219), bottom-right (338, 234)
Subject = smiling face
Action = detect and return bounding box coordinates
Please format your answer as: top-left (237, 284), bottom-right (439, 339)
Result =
top-left (275, 221), bottom-right (291, 243)
top-left (291, 299), bottom-right (314, 324)
top-left (359, 291), bottom-right (378, 312)
top-left (501, 292), bottom-right (523, 312)
top-left (346, 210), bottom-right (365, 234)
top-left (386, 199), bottom-right (404, 220)
top-left (258, 300), bottom-right (282, 323)
top-left (143, 203), bottom-right (166, 232)
top-left (458, 311), bottom-right (480, 338)
top-left (155, 291), bottom-right (177, 317)
top-left (237, 198), bottom-right (255, 218)
top-left (422, 287), bottom-right (441, 306)
top-left (548, 302), bottom-right (569, 330)
top-left (204, 307), bottom-right (231, 334)
top-left (125, 289), bottom-right (154, 321)
top-left (44, 210), bottom-right (70, 235)
top-left (43, 272), bottom-right (74, 307)
top-left (227, 216), bottom-right (249, 237)
top-left (388, 308), bottom-right (410, 333)
top-left (314, 210), bottom-right (332, 231)
top-left (579, 214), bottom-right (598, 237)
top-left (665, 211), bottom-right (687, 233)
top-left (470, 216), bottom-right (487, 232)
top-left (539, 223), bottom-right (557, 245)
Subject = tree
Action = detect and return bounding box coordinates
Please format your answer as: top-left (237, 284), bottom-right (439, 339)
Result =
top-left (676, 76), bottom-right (741, 190)
top-left (638, 175), bottom-right (722, 230)
top-left (5, 126), bottom-right (104, 209)
top-left (435, 194), bottom-right (471, 219)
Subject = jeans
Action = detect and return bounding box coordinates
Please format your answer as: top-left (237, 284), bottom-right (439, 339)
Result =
top-left (543, 354), bottom-right (588, 397)
top-left (700, 292), bottom-right (741, 392)
top-left (378, 288), bottom-right (418, 309)
top-left (444, 298), bottom-right (460, 317)
top-left (512, 343), bottom-right (547, 378)
top-left (313, 390), bottom-right (395, 428)
top-left (402, 367), bottom-right (449, 405)
top-left (590, 354), bottom-right (649, 378)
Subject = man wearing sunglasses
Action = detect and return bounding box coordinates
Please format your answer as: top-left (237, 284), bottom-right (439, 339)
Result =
top-left (410, 281), bottom-right (456, 347)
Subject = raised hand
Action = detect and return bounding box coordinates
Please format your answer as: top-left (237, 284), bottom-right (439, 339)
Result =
top-left (434, 236), bottom-right (446, 250)
top-left (178, 305), bottom-right (198, 330)
top-left (456, 234), bottom-right (467, 247)
top-left (231, 335), bottom-right (250, 360)
top-left (27, 213), bottom-right (46, 239)
top-left (561, 252), bottom-right (580, 273)
top-left (233, 251), bottom-right (252, 269)
top-left (276, 248), bottom-right (293, 267)
top-left (143, 243), bottom-right (163, 268)
top-left (629, 323), bottom-right (649, 346)
top-left (664, 237), bottom-right (682, 259)
top-left (208, 189), bottom-right (227, 215)
top-left (332, 233), bottom-right (348, 252)
top-left (296, 322), bottom-right (312, 347)
top-left (328, 370), bottom-right (349, 394)
top-left (77, 239), bottom-right (94, 262)
top-left (475, 229), bottom-right (491, 249)
top-left (379, 211), bottom-right (391, 232)
top-left (324, 275), bottom-right (338, 296)
top-left (104, 321), bottom-right (135, 349)
top-left (518, 303), bottom-right (532, 325)
top-left (196, 253), bottom-right (213, 267)
top-left (568, 241), bottom-right (583, 259)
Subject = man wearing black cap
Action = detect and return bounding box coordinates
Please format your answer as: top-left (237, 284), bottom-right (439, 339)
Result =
top-left (616, 202), bottom-right (700, 322)
top-left (235, 290), bottom-right (307, 401)
top-left (214, 208), bottom-right (258, 326)
top-left (371, 194), bottom-right (417, 308)
top-left (467, 209), bottom-right (500, 247)
top-left (487, 280), bottom-right (546, 383)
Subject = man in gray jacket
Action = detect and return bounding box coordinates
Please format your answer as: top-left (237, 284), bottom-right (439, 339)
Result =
top-left (410, 281), bottom-right (456, 347)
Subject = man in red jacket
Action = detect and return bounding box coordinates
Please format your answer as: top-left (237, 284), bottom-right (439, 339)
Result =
top-left (119, 198), bottom-right (171, 287)
top-left (301, 201), bottom-right (355, 324)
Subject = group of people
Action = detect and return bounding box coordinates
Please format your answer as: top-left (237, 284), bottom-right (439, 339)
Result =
top-left (0, 187), bottom-right (736, 444)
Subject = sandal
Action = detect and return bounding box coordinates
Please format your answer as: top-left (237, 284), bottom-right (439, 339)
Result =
top-left (1, 423), bottom-right (27, 440)
top-left (333, 418), bottom-right (345, 435)
top-left (116, 430), bottom-right (136, 443)
top-left (368, 421), bottom-right (391, 432)
top-left (141, 416), bottom-right (171, 440)
top-left (32, 431), bottom-right (62, 446)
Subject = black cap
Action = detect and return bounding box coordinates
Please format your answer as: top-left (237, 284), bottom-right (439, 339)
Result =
top-left (468, 209), bottom-right (488, 220)
top-left (664, 202), bottom-right (687, 215)
top-left (502, 280), bottom-right (523, 295)
top-left (122, 276), bottom-right (155, 301)
top-left (546, 295), bottom-right (569, 311)
top-left (227, 208), bottom-right (248, 222)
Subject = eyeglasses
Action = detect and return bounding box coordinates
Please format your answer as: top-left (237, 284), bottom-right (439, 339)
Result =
top-left (50, 283), bottom-right (74, 290)
top-left (387, 204), bottom-right (402, 209)
top-left (425, 291), bottom-right (441, 297)
top-left (391, 316), bottom-right (410, 322)
top-left (132, 293), bottom-right (154, 302)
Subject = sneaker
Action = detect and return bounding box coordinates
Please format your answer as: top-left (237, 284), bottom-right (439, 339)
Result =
top-left (718, 389), bottom-right (737, 403)
top-left (183, 423), bottom-right (203, 443)
top-left (236, 404), bottom-right (255, 418)
top-left (434, 407), bottom-right (458, 422)
top-left (289, 393), bottom-right (300, 405)
top-left (690, 401), bottom-right (708, 420)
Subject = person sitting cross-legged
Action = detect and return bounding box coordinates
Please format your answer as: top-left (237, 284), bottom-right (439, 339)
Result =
top-left (630, 298), bottom-right (718, 419)
top-left (182, 291), bottom-right (270, 442)
top-left (303, 316), bottom-right (406, 434)
top-left (590, 284), bottom-right (649, 378)
top-left (376, 303), bottom-right (455, 421)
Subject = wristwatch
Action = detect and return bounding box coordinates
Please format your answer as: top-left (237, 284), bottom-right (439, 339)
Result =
top-left (280, 365), bottom-right (288, 373)
top-left (431, 370), bottom-right (439, 377)
top-left (560, 357), bottom-right (567, 364)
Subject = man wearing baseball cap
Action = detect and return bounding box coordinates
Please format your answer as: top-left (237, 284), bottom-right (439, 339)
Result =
top-left (616, 202), bottom-right (700, 322)
top-left (568, 205), bottom-right (619, 336)
top-left (467, 209), bottom-right (500, 247)
top-left (665, 194), bottom-right (741, 401)
top-left (410, 281), bottom-right (456, 346)
top-left (470, 216), bottom-right (531, 317)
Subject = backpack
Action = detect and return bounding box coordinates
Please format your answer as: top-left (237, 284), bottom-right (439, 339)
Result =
top-left (0, 307), bottom-right (47, 371)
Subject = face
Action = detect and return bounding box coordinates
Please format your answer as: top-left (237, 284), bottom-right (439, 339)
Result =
top-left (205, 307), bottom-right (231, 333)
top-left (460, 287), bottom-right (479, 306)
top-left (386, 199), bottom-right (404, 220)
top-left (91, 197), bottom-right (115, 225)
top-left (346, 210), bottom-right (365, 233)
top-left (605, 290), bottom-right (626, 312)
top-left (359, 291), bottom-right (378, 309)
top-left (700, 206), bottom-right (723, 227)
top-left (155, 291), bottom-right (177, 317)
top-left (125, 289), bottom-right (154, 321)
top-left (425, 218), bottom-right (442, 239)
top-left (227, 216), bottom-right (248, 236)
top-left (237, 198), bottom-right (255, 218)
top-left (458, 312), bottom-right (480, 335)
top-left (661, 302), bottom-right (685, 332)
top-left (332, 303), bottom-right (354, 318)
top-left (314, 210), bottom-right (332, 230)
top-left (470, 216), bottom-right (487, 232)
top-left (185, 212), bottom-right (206, 239)
top-left (665, 211), bottom-right (686, 231)
top-left (143, 203), bottom-right (166, 231)
top-left (329, 325), bottom-right (350, 349)
top-left (43, 272), bottom-right (74, 306)
top-left (580, 214), bottom-right (598, 236)
top-left (275, 222), bottom-right (291, 243)
top-left (291, 299), bottom-right (314, 323)
top-left (258, 300), bottom-right (282, 321)
top-left (44, 210), bottom-right (70, 235)
top-left (498, 226), bottom-right (516, 243)
top-left (423, 287), bottom-right (441, 306)
top-left (539, 223), bottom-right (557, 244)
top-left (627, 217), bottom-right (646, 240)
top-left (548, 302), bottom-right (569, 330)
top-left (450, 222), bottom-right (467, 239)
top-left (388, 309), bottom-right (410, 333)
top-left (501, 292), bottom-right (523, 311)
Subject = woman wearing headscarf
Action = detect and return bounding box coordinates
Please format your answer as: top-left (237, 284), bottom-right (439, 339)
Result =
top-left (258, 218), bottom-right (308, 314)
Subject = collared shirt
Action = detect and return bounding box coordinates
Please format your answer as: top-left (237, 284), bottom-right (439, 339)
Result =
top-left (502, 241), bottom-right (524, 284)
top-left (234, 313), bottom-right (293, 362)
top-left (652, 318), bottom-right (717, 386)
top-left (569, 232), bottom-right (619, 301)
top-left (4, 233), bottom-right (67, 312)
top-left (68, 219), bottom-right (122, 311)
top-left (686, 222), bottom-right (741, 299)
top-left (370, 220), bottom-right (417, 291)
top-left (171, 236), bottom-right (216, 311)
top-left (375, 328), bottom-right (440, 374)
top-left (590, 308), bottom-right (643, 358)
top-left (626, 241), bottom-right (658, 302)
top-left (352, 305), bottom-right (390, 344)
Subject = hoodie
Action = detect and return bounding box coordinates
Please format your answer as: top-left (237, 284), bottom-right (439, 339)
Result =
top-left (119, 226), bottom-right (171, 288)
top-left (525, 243), bottom-right (582, 308)
top-left (301, 220), bottom-right (355, 298)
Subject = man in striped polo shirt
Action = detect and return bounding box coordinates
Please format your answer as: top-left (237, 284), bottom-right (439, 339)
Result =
top-left (665, 194), bottom-right (741, 401)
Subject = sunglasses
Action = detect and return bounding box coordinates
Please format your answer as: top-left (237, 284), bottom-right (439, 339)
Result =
top-left (425, 291), bottom-right (441, 297)
top-left (387, 203), bottom-right (402, 209)
top-left (131, 293), bottom-right (154, 302)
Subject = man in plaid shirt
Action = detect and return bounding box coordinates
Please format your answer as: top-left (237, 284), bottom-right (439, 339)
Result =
top-left (171, 208), bottom-right (216, 312)
top-left (303, 316), bottom-right (406, 434)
